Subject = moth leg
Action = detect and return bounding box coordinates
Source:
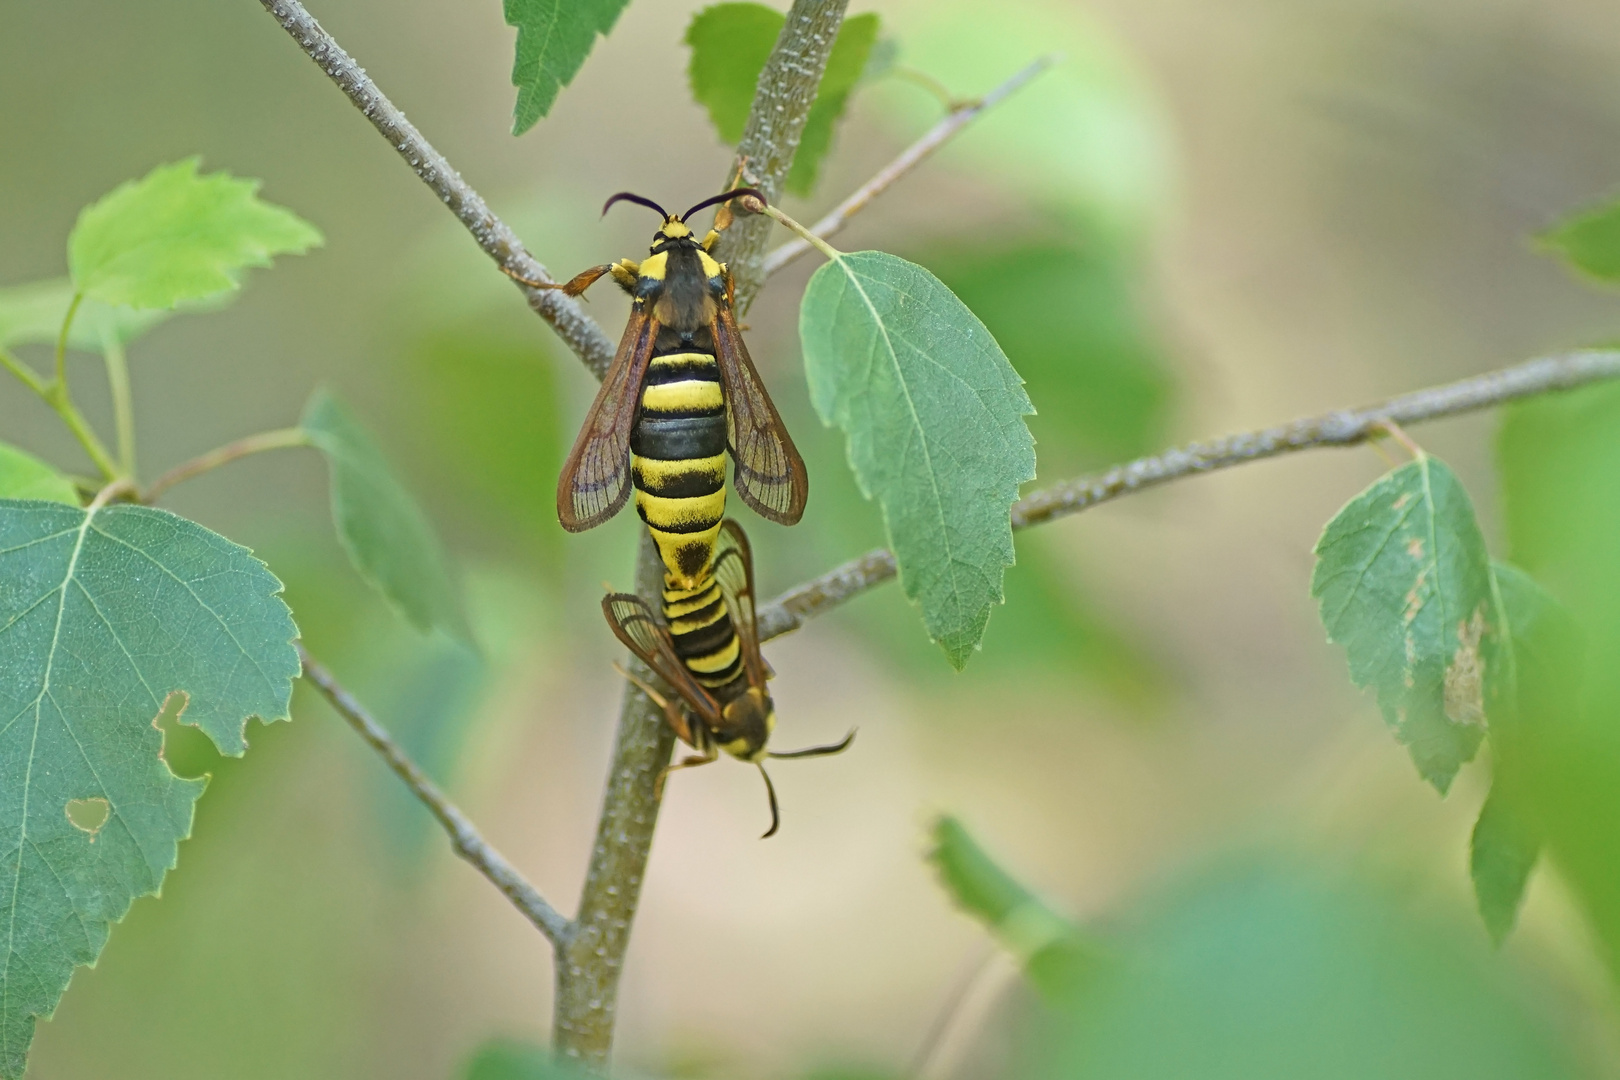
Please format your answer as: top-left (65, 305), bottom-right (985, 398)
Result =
top-left (655, 744), bottom-right (720, 800)
top-left (613, 661), bottom-right (698, 747)
top-left (502, 262), bottom-right (620, 297)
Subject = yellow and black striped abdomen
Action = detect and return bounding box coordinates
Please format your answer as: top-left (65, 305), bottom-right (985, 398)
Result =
top-left (662, 577), bottom-right (744, 693)
top-left (633, 350), bottom-right (728, 586)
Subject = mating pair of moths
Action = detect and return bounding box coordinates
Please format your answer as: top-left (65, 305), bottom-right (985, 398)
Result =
top-left (523, 188), bottom-right (852, 837)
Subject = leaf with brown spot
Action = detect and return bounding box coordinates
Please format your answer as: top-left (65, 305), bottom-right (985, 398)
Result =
top-left (1310, 456), bottom-right (1500, 792)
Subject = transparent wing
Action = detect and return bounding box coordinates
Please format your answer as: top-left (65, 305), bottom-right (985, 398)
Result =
top-left (601, 593), bottom-right (722, 738)
top-left (713, 303), bottom-right (808, 525)
top-left (710, 520), bottom-right (768, 687)
top-left (556, 309), bottom-right (658, 531)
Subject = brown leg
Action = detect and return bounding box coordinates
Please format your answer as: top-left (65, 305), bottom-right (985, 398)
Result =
top-left (613, 662), bottom-right (698, 747)
top-left (655, 747), bottom-right (719, 800)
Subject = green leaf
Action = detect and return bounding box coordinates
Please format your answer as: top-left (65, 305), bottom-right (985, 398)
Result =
top-left (68, 159), bottom-right (322, 310)
top-left (463, 1037), bottom-right (591, 1080)
top-left (800, 249), bottom-right (1034, 668)
top-left (929, 816), bottom-right (1090, 998)
top-left (1541, 194), bottom-right (1620, 284)
top-left (686, 3), bottom-right (783, 144)
top-left (301, 390), bottom-right (470, 642)
top-left (685, 6), bottom-right (880, 195)
top-left (0, 500), bottom-right (298, 1079)
top-left (505, 0), bottom-right (631, 135)
top-left (1470, 782), bottom-right (1538, 946)
top-left (0, 279), bottom-right (174, 352)
top-left (1309, 456), bottom-right (1495, 792)
top-left (0, 445), bottom-right (77, 505)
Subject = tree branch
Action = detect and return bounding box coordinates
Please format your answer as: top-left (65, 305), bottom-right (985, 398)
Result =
top-left (256, 0), bottom-right (617, 378)
top-left (717, 0), bottom-right (854, 312)
top-left (754, 349), bottom-right (1620, 641)
top-left (553, 0), bottom-right (853, 1067)
top-left (297, 644), bottom-right (574, 947)
top-left (761, 56), bottom-right (1056, 278)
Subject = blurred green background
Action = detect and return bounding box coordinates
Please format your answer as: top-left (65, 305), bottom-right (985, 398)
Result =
top-left (7, 0), bottom-right (1620, 1076)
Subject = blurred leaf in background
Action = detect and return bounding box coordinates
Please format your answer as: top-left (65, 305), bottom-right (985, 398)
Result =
top-left (873, 0), bottom-right (1175, 241)
top-left (462, 1037), bottom-right (593, 1079)
top-left (1497, 383), bottom-right (1620, 980)
top-left (1016, 859), bottom-right (1577, 1080)
top-left (685, 5), bottom-right (880, 195)
top-left (504, 0), bottom-right (631, 135)
top-left (303, 389), bottom-right (472, 643)
top-left (919, 220), bottom-right (1175, 477)
top-left (1541, 192), bottom-right (1620, 285)
top-left (930, 816), bottom-right (1093, 1000)
top-left (0, 278), bottom-right (176, 352)
top-left (0, 442), bottom-right (78, 503)
top-left (68, 158), bottom-right (321, 310)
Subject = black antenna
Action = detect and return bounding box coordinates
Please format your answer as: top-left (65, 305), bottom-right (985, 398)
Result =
top-left (601, 191), bottom-right (669, 220)
top-left (757, 763), bottom-right (780, 839)
top-left (768, 729), bottom-right (857, 759)
top-left (682, 188), bottom-right (766, 222)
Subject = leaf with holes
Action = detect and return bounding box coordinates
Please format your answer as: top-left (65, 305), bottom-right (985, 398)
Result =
top-left (505, 0), bottom-right (631, 135)
top-left (685, 5), bottom-right (880, 194)
top-left (0, 445), bottom-right (77, 505)
top-left (302, 390), bottom-right (470, 642)
top-left (800, 249), bottom-right (1034, 668)
top-left (1310, 456), bottom-right (1499, 793)
top-left (68, 158), bottom-right (321, 310)
top-left (0, 500), bottom-right (298, 1079)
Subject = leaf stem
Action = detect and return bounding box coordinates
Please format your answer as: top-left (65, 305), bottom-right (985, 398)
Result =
top-left (762, 56), bottom-right (1056, 278)
top-left (42, 382), bottom-right (121, 481)
top-left (102, 335), bottom-right (137, 476)
top-left (747, 197), bottom-right (844, 263)
top-left (143, 427), bottom-right (310, 503)
top-left (0, 345), bottom-right (49, 398)
top-left (298, 645), bottom-right (574, 946)
top-left (54, 291), bottom-right (82, 388)
top-left (753, 348), bottom-right (1620, 642)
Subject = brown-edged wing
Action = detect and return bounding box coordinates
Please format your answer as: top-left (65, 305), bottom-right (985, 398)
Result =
top-left (712, 303), bottom-right (808, 525)
top-left (710, 520), bottom-right (769, 687)
top-left (601, 591), bottom-right (721, 747)
top-left (556, 308), bottom-right (659, 531)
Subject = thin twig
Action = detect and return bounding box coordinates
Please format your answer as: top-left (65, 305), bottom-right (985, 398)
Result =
top-left (298, 644), bottom-right (574, 947)
top-left (762, 56), bottom-right (1057, 278)
top-left (754, 349), bottom-right (1620, 641)
top-left (256, 0), bottom-right (617, 378)
top-left (143, 427), bottom-right (310, 503)
top-left (101, 336), bottom-right (136, 476)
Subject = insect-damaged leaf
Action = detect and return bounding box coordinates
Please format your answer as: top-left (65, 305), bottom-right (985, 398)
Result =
top-left (301, 390), bottom-right (471, 642)
top-left (68, 159), bottom-right (321, 311)
top-left (0, 444), bottom-right (77, 505)
top-left (685, 5), bottom-right (880, 195)
top-left (799, 250), bottom-right (1035, 668)
top-left (0, 500), bottom-right (298, 1080)
top-left (1310, 456), bottom-right (1497, 792)
top-left (505, 0), bottom-right (631, 135)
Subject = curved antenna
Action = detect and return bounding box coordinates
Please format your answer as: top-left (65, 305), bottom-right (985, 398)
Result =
top-left (757, 763), bottom-right (781, 839)
top-left (682, 187), bottom-right (766, 222)
top-left (601, 191), bottom-right (670, 220)
top-left (768, 729), bottom-right (857, 760)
